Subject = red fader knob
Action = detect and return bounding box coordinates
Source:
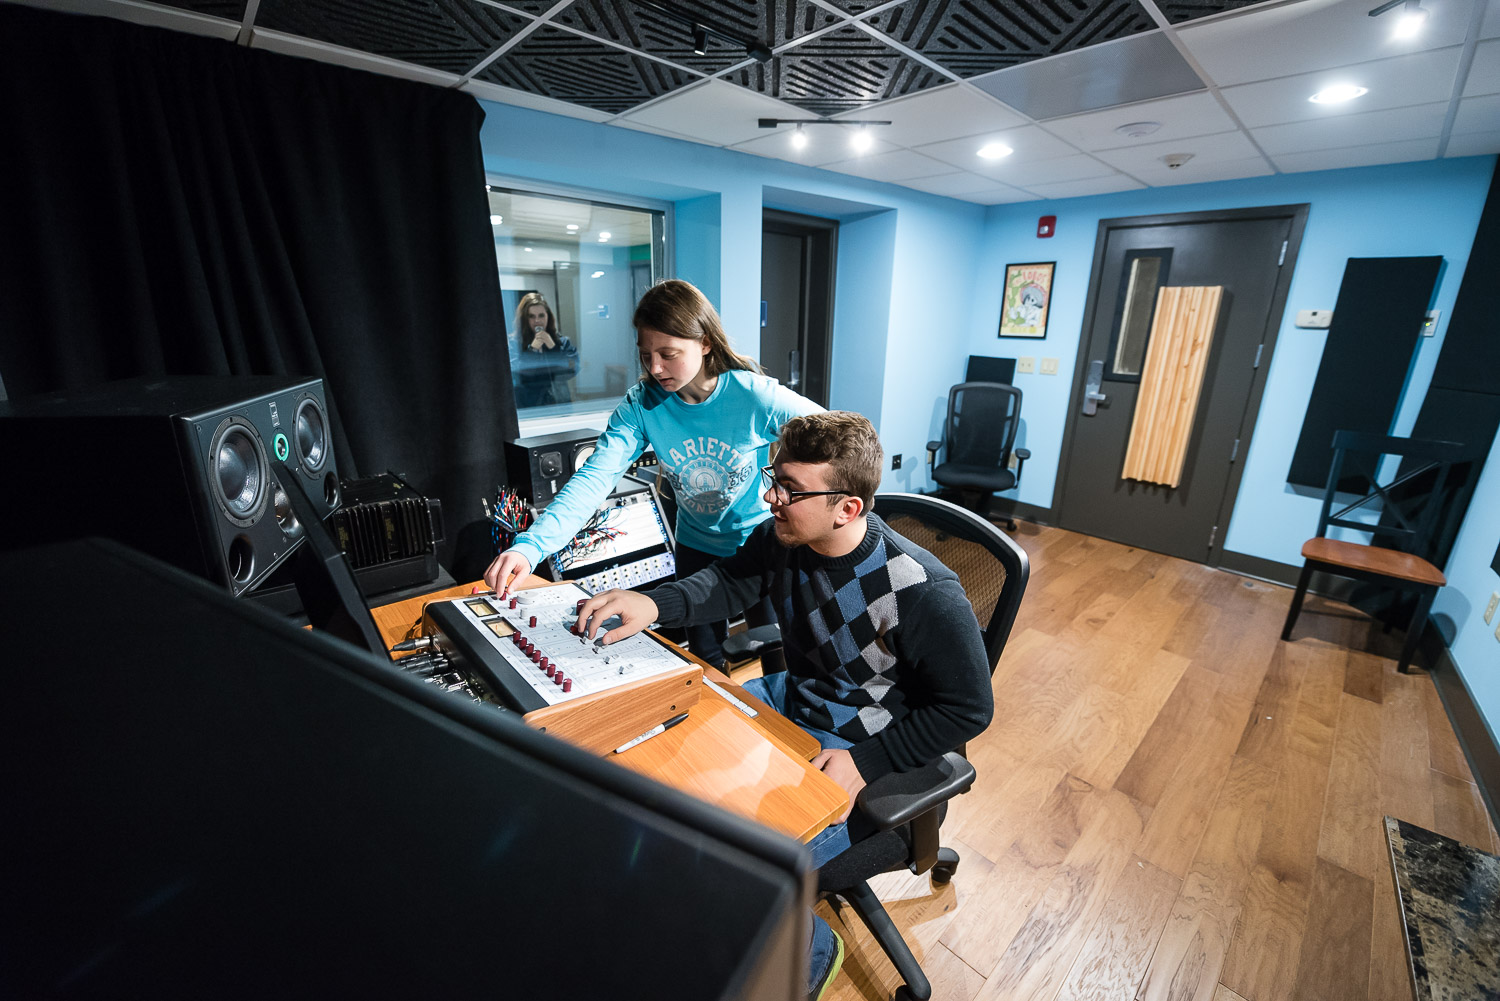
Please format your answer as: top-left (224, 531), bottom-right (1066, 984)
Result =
top-left (509, 597), bottom-right (518, 609)
top-left (562, 679), bottom-right (573, 693)
top-left (529, 615), bottom-right (537, 628)
top-left (544, 661), bottom-right (554, 677)
top-left (553, 672), bottom-right (565, 687)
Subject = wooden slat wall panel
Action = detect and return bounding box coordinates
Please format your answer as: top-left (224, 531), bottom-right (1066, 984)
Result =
top-left (1121, 285), bottom-right (1224, 487)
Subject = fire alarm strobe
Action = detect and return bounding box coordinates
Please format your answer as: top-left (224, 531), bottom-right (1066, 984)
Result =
top-left (1037, 215), bottom-right (1056, 238)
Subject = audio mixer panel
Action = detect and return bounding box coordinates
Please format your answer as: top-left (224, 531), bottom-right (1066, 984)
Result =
top-left (422, 582), bottom-right (700, 755)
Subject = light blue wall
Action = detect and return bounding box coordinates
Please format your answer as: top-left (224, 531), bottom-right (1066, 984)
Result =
top-left (970, 157), bottom-right (1497, 568)
top-left (1435, 431), bottom-right (1500, 742)
top-left (476, 101), bottom-right (987, 493)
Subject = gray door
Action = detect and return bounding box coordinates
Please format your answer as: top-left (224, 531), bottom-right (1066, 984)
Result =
top-left (761, 230), bottom-right (805, 394)
top-left (1056, 209), bottom-right (1303, 564)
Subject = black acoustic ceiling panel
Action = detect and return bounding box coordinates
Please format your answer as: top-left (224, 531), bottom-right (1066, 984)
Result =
top-left (476, 25), bottom-right (700, 113)
top-left (255, 0), bottom-right (529, 75)
top-left (1158, 0), bottom-right (1274, 24)
top-left (483, 0), bottom-right (565, 13)
top-left (552, 0), bottom-right (840, 75)
top-left (728, 24), bottom-right (950, 116)
top-left (862, 0), bottom-right (1157, 78)
top-left (152, 0), bottom-right (248, 20)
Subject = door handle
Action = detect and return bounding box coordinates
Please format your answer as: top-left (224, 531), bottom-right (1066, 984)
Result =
top-left (1082, 359), bottom-right (1108, 415)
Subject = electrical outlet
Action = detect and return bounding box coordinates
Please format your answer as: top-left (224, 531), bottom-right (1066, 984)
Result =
top-left (891, 453), bottom-right (902, 470)
top-left (1041, 357), bottom-right (1059, 375)
top-left (1486, 592), bottom-right (1500, 625)
top-left (1017, 356), bottom-right (1036, 374)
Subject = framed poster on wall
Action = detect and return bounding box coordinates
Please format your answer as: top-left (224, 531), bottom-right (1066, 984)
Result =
top-left (999, 262), bottom-right (1055, 339)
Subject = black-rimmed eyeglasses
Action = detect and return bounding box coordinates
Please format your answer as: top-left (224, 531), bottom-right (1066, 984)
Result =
top-left (760, 465), bottom-right (848, 505)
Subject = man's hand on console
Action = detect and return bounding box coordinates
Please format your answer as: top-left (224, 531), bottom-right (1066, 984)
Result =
top-left (810, 748), bottom-right (867, 824)
top-left (573, 589), bottom-right (658, 646)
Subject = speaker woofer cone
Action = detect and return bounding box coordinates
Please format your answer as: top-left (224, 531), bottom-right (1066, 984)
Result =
top-left (294, 397), bottom-right (327, 474)
top-left (210, 418), bottom-right (269, 528)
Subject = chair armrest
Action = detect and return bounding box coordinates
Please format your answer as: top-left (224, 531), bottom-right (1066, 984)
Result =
top-left (925, 439), bottom-right (942, 466)
top-left (1013, 448), bottom-right (1031, 461)
top-left (720, 624), bottom-right (782, 663)
top-left (855, 752), bottom-right (976, 833)
top-left (1013, 447), bottom-right (1030, 487)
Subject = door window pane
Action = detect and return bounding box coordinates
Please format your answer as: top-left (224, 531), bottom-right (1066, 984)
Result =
top-left (1105, 249), bottom-right (1173, 383)
top-left (487, 186), bottom-right (666, 417)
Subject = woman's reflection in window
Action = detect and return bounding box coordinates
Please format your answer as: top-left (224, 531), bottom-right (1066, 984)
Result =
top-left (510, 292), bottom-right (579, 407)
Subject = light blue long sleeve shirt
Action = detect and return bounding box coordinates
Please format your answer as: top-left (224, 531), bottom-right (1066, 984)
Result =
top-left (510, 369), bottom-right (821, 567)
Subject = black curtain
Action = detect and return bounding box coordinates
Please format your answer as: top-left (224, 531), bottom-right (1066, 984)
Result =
top-left (0, 4), bottom-right (517, 578)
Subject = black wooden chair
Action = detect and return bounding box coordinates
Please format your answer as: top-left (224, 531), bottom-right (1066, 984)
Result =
top-left (1281, 430), bottom-right (1473, 673)
top-left (814, 492), bottom-right (1029, 1000)
top-left (926, 382), bottom-right (1029, 531)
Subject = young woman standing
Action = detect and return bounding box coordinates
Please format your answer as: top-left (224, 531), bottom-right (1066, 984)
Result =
top-left (485, 279), bottom-right (820, 668)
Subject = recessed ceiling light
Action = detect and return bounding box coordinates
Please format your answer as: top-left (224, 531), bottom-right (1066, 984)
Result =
top-left (490, 215), bottom-right (503, 225)
top-left (524, 246), bottom-right (533, 252)
top-left (599, 231), bottom-right (612, 240)
top-left (791, 124), bottom-right (807, 150)
top-left (977, 142), bottom-right (1013, 159)
top-left (1115, 121), bottom-right (1162, 138)
top-left (591, 270), bottom-right (605, 278)
top-left (566, 224), bottom-right (579, 231)
top-left (850, 126), bottom-right (873, 153)
top-left (1309, 84), bottom-right (1368, 104)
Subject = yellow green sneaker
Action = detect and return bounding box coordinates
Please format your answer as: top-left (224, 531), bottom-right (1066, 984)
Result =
top-left (809, 925), bottom-right (845, 1001)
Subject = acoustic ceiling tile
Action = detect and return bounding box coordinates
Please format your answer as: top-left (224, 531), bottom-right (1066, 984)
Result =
top-left (724, 23), bottom-right (950, 115)
top-left (1138, 153), bottom-right (1273, 186)
top-left (1092, 128), bottom-right (1260, 173)
top-left (1271, 136), bottom-right (1441, 172)
top-left (1022, 173), bottom-right (1145, 199)
top-left (960, 186), bottom-right (1045, 204)
top-left (1444, 130), bottom-right (1500, 155)
top-left (832, 84), bottom-right (1028, 146)
top-left (619, 79), bottom-right (809, 146)
top-left (973, 152), bottom-right (1118, 186)
top-left (255, 0), bottom-right (527, 74)
top-left (461, 77), bottom-right (616, 122)
top-left (249, 28), bottom-right (464, 86)
top-left (861, 0), bottom-right (1157, 79)
top-left (1465, 38), bottom-right (1500, 96)
top-left (1218, 47), bottom-right (1464, 128)
top-left (12, 0), bottom-right (243, 38)
top-left (820, 148), bottom-right (958, 180)
top-left (900, 171), bottom-right (1027, 196)
top-left (1177, 0), bottom-right (1477, 88)
top-left (1156, 0), bottom-right (1278, 25)
top-left (475, 25), bottom-right (700, 113)
top-left (1040, 91), bottom-right (1231, 150)
top-left (1251, 101), bottom-right (1450, 154)
top-left (551, 1), bottom-right (840, 76)
top-left (914, 124), bottom-right (1079, 170)
top-left (969, 31), bottom-right (1205, 120)
top-left (1453, 93), bottom-right (1500, 132)
top-left (148, 0), bottom-right (246, 20)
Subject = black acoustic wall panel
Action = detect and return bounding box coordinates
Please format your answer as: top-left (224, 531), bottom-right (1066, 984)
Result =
top-left (1287, 256), bottom-right (1443, 489)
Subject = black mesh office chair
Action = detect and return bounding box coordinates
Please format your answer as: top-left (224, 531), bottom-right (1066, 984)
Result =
top-left (927, 381), bottom-right (1029, 531)
top-left (816, 492), bottom-right (1029, 1000)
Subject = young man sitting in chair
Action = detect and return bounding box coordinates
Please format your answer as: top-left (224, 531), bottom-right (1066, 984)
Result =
top-left (572, 411), bottom-right (994, 1001)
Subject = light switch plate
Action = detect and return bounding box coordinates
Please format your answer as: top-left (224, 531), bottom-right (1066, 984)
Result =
top-left (1295, 309), bottom-right (1333, 328)
top-left (1487, 591), bottom-right (1500, 625)
top-left (1017, 356), bottom-right (1036, 374)
top-left (1041, 358), bottom-right (1059, 375)
top-left (1421, 309), bottom-right (1441, 337)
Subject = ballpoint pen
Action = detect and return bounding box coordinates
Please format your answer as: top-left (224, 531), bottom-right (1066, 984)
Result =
top-left (612, 712), bottom-right (690, 754)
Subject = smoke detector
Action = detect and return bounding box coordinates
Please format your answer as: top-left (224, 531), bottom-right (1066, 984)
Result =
top-left (1161, 152), bottom-right (1195, 169)
top-left (1115, 121), bottom-right (1162, 138)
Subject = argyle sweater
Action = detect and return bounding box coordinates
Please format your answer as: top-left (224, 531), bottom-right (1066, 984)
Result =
top-left (646, 515), bottom-right (993, 781)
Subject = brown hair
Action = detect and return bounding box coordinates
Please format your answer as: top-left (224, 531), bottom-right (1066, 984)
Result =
top-left (777, 411), bottom-right (883, 509)
top-left (633, 279), bottom-right (761, 377)
top-left (513, 292), bottom-right (557, 342)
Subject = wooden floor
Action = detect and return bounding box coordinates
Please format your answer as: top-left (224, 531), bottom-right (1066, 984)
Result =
top-left (755, 523), bottom-right (1500, 1001)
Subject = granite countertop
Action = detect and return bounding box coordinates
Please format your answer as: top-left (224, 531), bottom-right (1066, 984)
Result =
top-left (1385, 815), bottom-right (1500, 1001)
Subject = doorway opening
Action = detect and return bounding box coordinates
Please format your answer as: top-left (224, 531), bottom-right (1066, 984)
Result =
top-left (1055, 205), bottom-right (1309, 566)
top-left (761, 209), bottom-right (837, 407)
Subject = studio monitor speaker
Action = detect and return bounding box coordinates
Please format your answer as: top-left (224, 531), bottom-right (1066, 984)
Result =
top-left (504, 429), bottom-right (600, 509)
top-left (0, 376), bottom-right (341, 596)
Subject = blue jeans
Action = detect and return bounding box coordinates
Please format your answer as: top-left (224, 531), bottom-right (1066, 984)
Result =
top-left (743, 672), bottom-right (852, 994)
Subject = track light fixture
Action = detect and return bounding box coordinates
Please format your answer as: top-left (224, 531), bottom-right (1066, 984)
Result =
top-left (758, 117), bottom-right (893, 155)
top-left (635, 1), bottom-right (773, 63)
top-left (1369, 0), bottom-right (1429, 37)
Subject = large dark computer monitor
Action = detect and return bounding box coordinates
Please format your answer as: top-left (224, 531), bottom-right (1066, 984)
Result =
top-left (2, 539), bottom-right (810, 1000)
top-left (965, 355), bottom-right (1017, 384)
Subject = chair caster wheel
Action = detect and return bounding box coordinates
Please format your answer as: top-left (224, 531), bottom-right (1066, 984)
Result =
top-left (930, 860), bottom-right (958, 885)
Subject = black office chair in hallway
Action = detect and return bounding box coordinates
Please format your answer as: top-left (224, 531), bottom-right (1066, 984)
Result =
top-left (927, 381), bottom-right (1029, 531)
top-left (1281, 430), bottom-right (1475, 673)
top-left (816, 492), bottom-right (1029, 1000)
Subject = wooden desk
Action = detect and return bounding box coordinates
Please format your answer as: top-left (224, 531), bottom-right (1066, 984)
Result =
top-left (372, 580), bottom-right (848, 843)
